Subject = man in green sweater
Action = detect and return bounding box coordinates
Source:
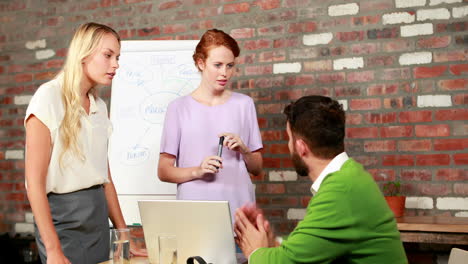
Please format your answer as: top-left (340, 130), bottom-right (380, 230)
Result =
top-left (234, 95), bottom-right (407, 264)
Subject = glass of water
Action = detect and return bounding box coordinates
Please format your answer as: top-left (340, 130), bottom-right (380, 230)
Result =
top-left (110, 228), bottom-right (130, 264)
top-left (158, 234), bottom-right (177, 264)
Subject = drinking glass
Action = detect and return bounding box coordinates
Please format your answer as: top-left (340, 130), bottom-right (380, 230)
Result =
top-left (110, 228), bottom-right (130, 264)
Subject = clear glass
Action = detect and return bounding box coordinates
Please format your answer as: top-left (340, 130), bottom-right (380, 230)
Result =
top-left (158, 234), bottom-right (177, 264)
top-left (110, 228), bottom-right (130, 264)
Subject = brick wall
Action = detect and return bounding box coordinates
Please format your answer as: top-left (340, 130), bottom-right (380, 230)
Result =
top-left (0, 0), bottom-right (467, 240)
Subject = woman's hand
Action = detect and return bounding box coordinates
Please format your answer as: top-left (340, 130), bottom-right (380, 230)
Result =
top-left (219, 133), bottom-right (250, 155)
top-left (194, 155), bottom-right (223, 177)
top-left (46, 248), bottom-right (71, 264)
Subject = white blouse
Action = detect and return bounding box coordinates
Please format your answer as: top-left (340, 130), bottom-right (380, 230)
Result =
top-left (25, 78), bottom-right (111, 194)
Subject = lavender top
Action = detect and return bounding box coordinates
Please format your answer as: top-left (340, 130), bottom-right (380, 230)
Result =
top-left (160, 92), bottom-right (263, 220)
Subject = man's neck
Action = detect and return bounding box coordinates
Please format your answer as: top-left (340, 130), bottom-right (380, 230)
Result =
top-left (307, 157), bottom-right (333, 182)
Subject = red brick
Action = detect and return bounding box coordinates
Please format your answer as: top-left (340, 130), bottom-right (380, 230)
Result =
top-left (416, 154), bottom-right (450, 166)
top-left (399, 111), bottom-right (432, 123)
top-left (346, 127), bottom-right (379, 138)
top-left (15, 74), bottom-right (32, 83)
top-left (337, 31), bottom-right (365, 42)
top-left (436, 169), bottom-right (467, 181)
top-left (159, 0), bottom-right (182, 10)
top-left (34, 72), bottom-right (55, 81)
top-left (5, 192), bottom-right (26, 201)
top-left (353, 155), bottom-right (379, 166)
top-left (244, 65), bottom-right (273, 75)
top-left (367, 55), bottom-right (396, 67)
top-left (454, 94), bottom-right (468, 105)
top-left (124, 0), bottom-right (145, 3)
top-left (265, 51), bottom-right (287, 62)
top-left (257, 183), bottom-right (285, 194)
top-left (367, 83), bottom-right (399, 96)
top-left (368, 169), bottom-right (395, 181)
top-left (434, 138), bottom-right (468, 151)
top-left (384, 96), bottom-right (414, 109)
top-left (364, 112), bottom-right (396, 124)
top-left (261, 130), bottom-right (282, 141)
top-left (273, 36), bottom-right (300, 48)
top-left (417, 36), bottom-right (451, 49)
top-left (346, 113), bottom-right (363, 125)
top-left (436, 109), bottom-right (468, 121)
top-left (436, 22), bottom-right (468, 33)
top-left (381, 68), bottom-right (411, 81)
top-left (350, 43), bottom-right (379, 54)
top-left (303, 60), bottom-right (332, 72)
top-left (350, 98), bottom-right (381, 110)
top-left (398, 140), bottom-right (432, 151)
top-left (8, 65), bottom-right (23, 73)
top-left (401, 169), bottom-right (431, 181)
top-left (100, 0), bottom-right (119, 8)
top-left (285, 75), bottom-right (314, 86)
top-left (384, 39), bottom-right (411, 52)
top-left (381, 126), bottom-right (413, 138)
top-left (137, 27), bottom-right (160, 37)
top-left (243, 39), bottom-right (272, 50)
top-left (413, 65), bottom-right (447, 79)
top-left (449, 64), bottom-right (468, 75)
top-left (230, 28), bottom-right (255, 39)
top-left (163, 24), bottom-right (186, 34)
top-left (317, 73), bottom-right (345, 84)
top-left (287, 21), bottom-right (317, 33)
top-left (415, 124), bottom-right (450, 137)
top-left (335, 86), bottom-right (361, 97)
top-left (347, 71), bottom-right (374, 83)
top-left (352, 15), bottom-right (380, 26)
top-left (364, 140), bottom-right (396, 152)
top-left (190, 20), bottom-right (214, 31)
top-left (263, 157), bottom-right (282, 168)
top-left (438, 79), bottom-right (468, 90)
top-left (224, 3), bottom-right (250, 14)
top-left (383, 155), bottom-right (414, 166)
top-left (258, 117), bottom-right (267, 129)
top-left (271, 196), bottom-right (299, 206)
top-left (257, 103), bottom-right (283, 114)
top-left (257, 25), bottom-right (285, 36)
top-left (367, 28), bottom-right (398, 39)
top-left (410, 183), bottom-right (451, 196)
top-left (46, 59), bottom-right (64, 69)
top-left (433, 50), bottom-right (467, 62)
top-left (454, 153), bottom-right (468, 165)
top-left (454, 183), bottom-right (468, 195)
top-left (269, 144), bottom-right (289, 154)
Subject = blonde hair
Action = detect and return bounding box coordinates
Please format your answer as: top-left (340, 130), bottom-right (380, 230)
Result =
top-left (58, 22), bottom-right (120, 166)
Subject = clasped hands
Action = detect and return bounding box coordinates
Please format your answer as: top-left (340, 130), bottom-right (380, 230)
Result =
top-left (234, 204), bottom-right (277, 258)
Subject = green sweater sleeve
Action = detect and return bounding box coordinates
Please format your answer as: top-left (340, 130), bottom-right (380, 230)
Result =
top-left (251, 183), bottom-right (356, 264)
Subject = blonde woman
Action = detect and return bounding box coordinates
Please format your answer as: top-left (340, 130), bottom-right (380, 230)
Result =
top-left (25, 22), bottom-right (127, 264)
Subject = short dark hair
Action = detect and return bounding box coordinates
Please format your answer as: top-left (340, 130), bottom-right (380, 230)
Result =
top-left (284, 95), bottom-right (345, 159)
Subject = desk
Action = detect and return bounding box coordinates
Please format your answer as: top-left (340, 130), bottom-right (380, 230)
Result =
top-left (397, 216), bottom-right (468, 245)
top-left (99, 257), bottom-right (149, 264)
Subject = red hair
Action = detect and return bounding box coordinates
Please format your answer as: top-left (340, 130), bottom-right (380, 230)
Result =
top-left (193, 28), bottom-right (240, 71)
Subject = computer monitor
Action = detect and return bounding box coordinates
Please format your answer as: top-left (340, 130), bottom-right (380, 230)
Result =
top-left (138, 200), bottom-right (237, 264)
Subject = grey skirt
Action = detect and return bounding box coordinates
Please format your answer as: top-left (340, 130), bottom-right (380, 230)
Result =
top-left (35, 185), bottom-right (110, 264)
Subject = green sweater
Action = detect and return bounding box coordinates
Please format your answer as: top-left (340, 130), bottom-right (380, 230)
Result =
top-left (251, 159), bottom-right (407, 264)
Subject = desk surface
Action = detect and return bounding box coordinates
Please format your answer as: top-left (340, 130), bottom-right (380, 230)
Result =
top-left (99, 257), bottom-right (149, 264)
top-left (397, 216), bottom-right (468, 233)
top-left (397, 216), bottom-right (468, 245)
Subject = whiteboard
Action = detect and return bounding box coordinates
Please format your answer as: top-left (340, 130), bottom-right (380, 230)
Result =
top-left (108, 40), bottom-right (200, 223)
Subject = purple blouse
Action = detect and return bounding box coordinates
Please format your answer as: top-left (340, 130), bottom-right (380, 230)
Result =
top-left (160, 92), bottom-right (263, 220)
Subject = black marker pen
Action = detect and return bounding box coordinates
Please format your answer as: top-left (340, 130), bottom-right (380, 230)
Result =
top-left (215, 136), bottom-right (224, 169)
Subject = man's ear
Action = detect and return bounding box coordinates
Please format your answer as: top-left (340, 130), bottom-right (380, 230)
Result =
top-left (295, 138), bottom-right (309, 157)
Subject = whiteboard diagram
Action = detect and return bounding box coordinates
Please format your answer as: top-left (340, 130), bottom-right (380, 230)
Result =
top-left (109, 40), bottom-right (200, 196)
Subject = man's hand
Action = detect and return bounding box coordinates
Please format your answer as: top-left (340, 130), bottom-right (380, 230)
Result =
top-left (234, 208), bottom-right (270, 257)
